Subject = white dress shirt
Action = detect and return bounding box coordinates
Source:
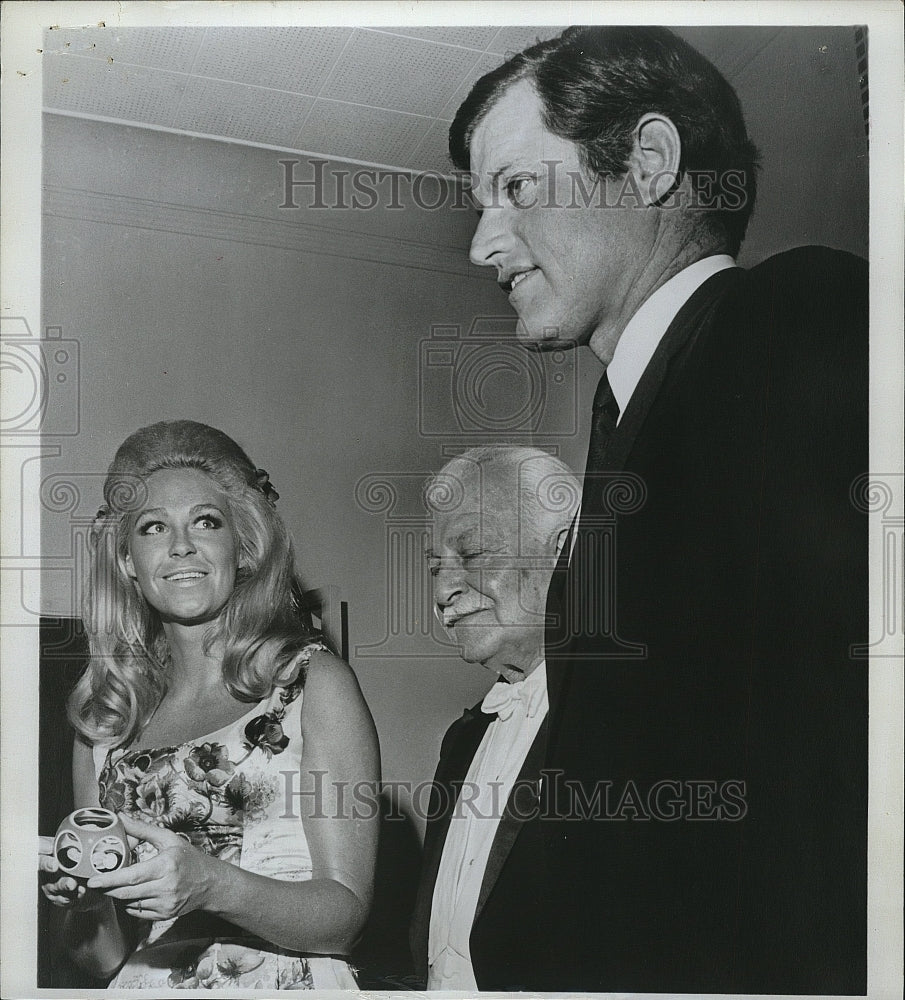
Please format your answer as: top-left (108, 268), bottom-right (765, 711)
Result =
top-left (567, 254), bottom-right (737, 562)
top-left (427, 663), bottom-right (548, 990)
top-left (606, 254), bottom-right (737, 422)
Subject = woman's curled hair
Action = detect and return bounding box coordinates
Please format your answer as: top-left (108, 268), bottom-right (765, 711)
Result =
top-left (68, 420), bottom-right (321, 748)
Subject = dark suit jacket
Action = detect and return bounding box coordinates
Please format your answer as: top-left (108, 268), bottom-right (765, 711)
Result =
top-left (410, 703), bottom-right (551, 991)
top-left (540, 247), bottom-right (868, 993)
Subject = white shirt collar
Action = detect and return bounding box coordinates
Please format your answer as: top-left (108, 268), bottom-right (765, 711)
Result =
top-left (606, 254), bottom-right (737, 420)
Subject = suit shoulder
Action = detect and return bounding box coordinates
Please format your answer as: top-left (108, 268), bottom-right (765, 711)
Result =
top-left (743, 246), bottom-right (867, 307)
top-left (730, 245), bottom-right (867, 357)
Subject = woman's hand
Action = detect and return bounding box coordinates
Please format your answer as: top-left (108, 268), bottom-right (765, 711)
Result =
top-left (86, 814), bottom-right (216, 922)
top-left (39, 835), bottom-right (106, 911)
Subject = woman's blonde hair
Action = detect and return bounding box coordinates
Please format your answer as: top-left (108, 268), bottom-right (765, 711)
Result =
top-left (68, 421), bottom-right (319, 748)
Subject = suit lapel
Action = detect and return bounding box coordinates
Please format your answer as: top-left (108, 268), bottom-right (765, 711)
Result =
top-left (545, 268), bottom-right (742, 764)
top-left (474, 716), bottom-right (548, 921)
top-left (603, 267), bottom-right (742, 472)
top-left (410, 705), bottom-right (493, 981)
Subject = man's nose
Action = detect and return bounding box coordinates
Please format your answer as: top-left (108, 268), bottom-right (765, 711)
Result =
top-left (433, 564), bottom-right (467, 609)
top-left (469, 207), bottom-right (510, 269)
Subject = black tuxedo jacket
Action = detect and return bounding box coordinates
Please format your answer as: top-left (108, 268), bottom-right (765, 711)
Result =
top-left (540, 246), bottom-right (868, 993)
top-left (409, 703), bottom-right (551, 991)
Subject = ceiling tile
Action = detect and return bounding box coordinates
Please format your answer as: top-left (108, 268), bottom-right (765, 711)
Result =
top-left (43, 52), bottom-right (187, 128)
top-left (487, 26), bottom-right (565, 57)
top-left (435, 51), bottom-right (512, 122)
top-left (176, 77), bottom-right (315, 147)
top-left (298, 100), bottom-right (432, 165)
top-left (408, 119), bottom-right (457, 176)
top-left (192, 26), bottom-right (352, 94)
top-left (42, 26), bottom-right (206, 72)
top-left (319, 30), bottom-right (483, 117)
top-left (364, 26), bottom-right (501, 50)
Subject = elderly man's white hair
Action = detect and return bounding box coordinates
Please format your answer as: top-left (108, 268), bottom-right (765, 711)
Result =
top-left (426, 445), bottom-right (580, 544)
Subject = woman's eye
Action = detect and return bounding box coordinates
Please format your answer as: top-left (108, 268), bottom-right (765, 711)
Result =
top-left (462, 550), bottom-right (486, 563)
top-left (196, 514), bottom-right (222, 529)
top-left (506, 174), bottom-right (538, 207)
top-left (138, 521), bottom-right (165, 536)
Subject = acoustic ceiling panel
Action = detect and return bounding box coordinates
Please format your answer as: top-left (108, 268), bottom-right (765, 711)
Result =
top-left (435, 51), bottom-right (513, 122)
top-left (43, 52), bottom-right (188, 127)
top-left (368, 25), bottom-right (503, 50)
top-left (42, 25), bottom-right (206, 72)
top-left (408, 119), bottom-right (457, 176)
top-left (318, 29), bottom-right (484, 117)
top-left (297, 100), bottom-right (433, 164)
top-left (176, 76), bottom-right (316, 147)
top-left (487, 25), bottom-right (564, 56)
top-left (191, 26), bottom-right (353, 94)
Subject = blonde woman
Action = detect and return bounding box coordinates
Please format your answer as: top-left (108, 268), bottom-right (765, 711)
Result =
top-left (39, 421), bottom-right (378, 990)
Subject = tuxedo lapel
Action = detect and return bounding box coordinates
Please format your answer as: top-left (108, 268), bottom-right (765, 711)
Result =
top-left (410, 705), bottom-right (493, 981)
top-left (474, 717), bottom-right (548, 921)
top-left (603, 267), bottom-right (742, 472)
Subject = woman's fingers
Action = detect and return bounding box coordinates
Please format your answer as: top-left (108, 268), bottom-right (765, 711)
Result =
top-left (38, 853), bottom-right (60, 875)
top-left (41, 876), bottom-right (83, 907)
top-left (118, 813), bottom-right (181, 848)
top-left (38, 836), bottom-right (59, 874)
top-left (87, 855), bottom-right (160, 892)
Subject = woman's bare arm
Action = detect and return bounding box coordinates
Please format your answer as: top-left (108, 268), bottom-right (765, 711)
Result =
top-left (90, 652), bottom-right (381, 954)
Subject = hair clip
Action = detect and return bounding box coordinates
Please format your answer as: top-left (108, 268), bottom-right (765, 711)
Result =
top-left (254, 468), bottom-right (280, 507)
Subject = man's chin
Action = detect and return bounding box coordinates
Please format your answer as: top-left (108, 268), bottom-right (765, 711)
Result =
top-left (452, 631), bottom-right (495, 667)
top-left (515, 319), bottom-right (579, 353)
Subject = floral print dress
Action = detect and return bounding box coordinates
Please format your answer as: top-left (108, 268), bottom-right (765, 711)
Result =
top-left (94, 643), bottom-right (357, 990)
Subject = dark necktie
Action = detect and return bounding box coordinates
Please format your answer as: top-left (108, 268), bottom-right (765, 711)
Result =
top-left (585, 370), bottom-right (620, 473)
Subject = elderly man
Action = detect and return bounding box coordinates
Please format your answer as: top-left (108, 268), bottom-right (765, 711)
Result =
top-left (447, 27), bottom-right (867, 994)
top-left (410, 446), bottom-right (578, 991)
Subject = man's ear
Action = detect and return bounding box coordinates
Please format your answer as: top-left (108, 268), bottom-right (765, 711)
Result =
top-left (627, 113), bottom-right (682, 206)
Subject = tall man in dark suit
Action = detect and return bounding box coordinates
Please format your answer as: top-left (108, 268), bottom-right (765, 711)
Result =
top-left (443, 26), bottom-right (868, 994)
top-left (411, 446), bottom-right (579, 990)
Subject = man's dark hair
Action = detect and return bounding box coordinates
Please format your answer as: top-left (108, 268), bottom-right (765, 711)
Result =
top-left (449, 26), bottom-right (760, 255)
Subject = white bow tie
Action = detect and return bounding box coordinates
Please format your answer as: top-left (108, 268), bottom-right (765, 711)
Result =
top-left (481, 677), bottom-right (545, 721)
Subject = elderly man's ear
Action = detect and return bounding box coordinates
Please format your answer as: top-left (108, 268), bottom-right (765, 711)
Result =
top-left (627, 113), bottom-right (682, 206)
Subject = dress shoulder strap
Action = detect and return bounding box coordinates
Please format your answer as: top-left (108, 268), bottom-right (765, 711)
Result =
top-left (92, 742), bottom-right (110, 781)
